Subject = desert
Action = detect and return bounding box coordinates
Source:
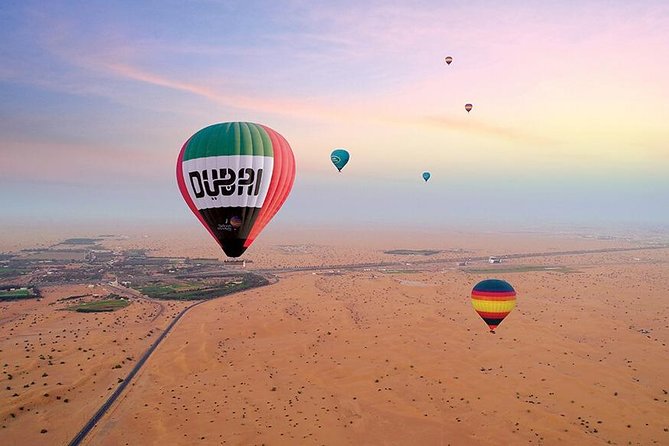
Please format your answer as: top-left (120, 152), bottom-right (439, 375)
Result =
top-left (3, 3), bottom-right (669, 444)
top-left (1, 229), bottom-right (667, 445)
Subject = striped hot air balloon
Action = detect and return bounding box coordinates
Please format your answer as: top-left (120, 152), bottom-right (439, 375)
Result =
top-left (471, 279), bottom-right (516, 333)
top-left (177, 122), bottom-right (295, 258)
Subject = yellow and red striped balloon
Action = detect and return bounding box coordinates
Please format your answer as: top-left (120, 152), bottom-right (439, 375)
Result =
top-left (471, 279), bottom-right (516, 333)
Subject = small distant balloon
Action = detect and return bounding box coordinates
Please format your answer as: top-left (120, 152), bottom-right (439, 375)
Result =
top-left (471, 279), bottom-right (516, 333)
top-left (465, 103), bottom-right (473, 113)
top-left (422, 172), bottom-right (431, 182)
top-left (445, 56), bottom-right (453, 65)
top-left (330, 149), bottom-right (350, 172)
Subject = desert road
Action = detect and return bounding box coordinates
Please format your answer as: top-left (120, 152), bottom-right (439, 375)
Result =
top-left (69, 243), bottom-right (668, 445)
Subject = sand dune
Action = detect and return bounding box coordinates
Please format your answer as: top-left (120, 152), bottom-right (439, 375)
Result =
top-left (83, 249), bottom-right (669, 445)
top-left (0, 284), bottom-right (191, 445)
top-left (95, 226), bottom-right (645, 271)
top-left (1, 231), bottom-right (667, 445)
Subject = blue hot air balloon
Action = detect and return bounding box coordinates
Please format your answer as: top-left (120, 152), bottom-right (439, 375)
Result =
top-left (422, 171), bottom-right (431, 182)
top-left (330, 149), bottom-right (350, 172)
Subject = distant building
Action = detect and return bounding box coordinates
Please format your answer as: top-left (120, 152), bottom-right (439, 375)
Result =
top-left (120, 281), bottom-right (132, 287)
top-left (224, 259), bottom-right (246, 267)
top-left (489, 256), bottom-right (502, 264)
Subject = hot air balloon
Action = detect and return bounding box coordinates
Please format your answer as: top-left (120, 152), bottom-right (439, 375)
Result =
top-left (465, 103), bottom-right (473, 113)
top-left (331, 149), bottom-right (350, 172)
top-left (422, 172), bottom-right (431, 182)
top-left (445, 56), bottom-right (453, 65)
top-left (176, 122), bottom-right (295, 258)
top-left (471, 279), bottom-right (516, 333)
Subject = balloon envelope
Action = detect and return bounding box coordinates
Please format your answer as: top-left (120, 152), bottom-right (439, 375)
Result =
top-left (177, 122), bottom-right (295, 258)
top-left (331, 149), bottom-right (350, 172)
top-left (471, 279), bottom-right (516, 332)
top-left (445, 56), bottom-right (453, 65)
top-left (422, 172), bottom-right (431, 182)
top-left (465, 103), bottom-right (473, 113)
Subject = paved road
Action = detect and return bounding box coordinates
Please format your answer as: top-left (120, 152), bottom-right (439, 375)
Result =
top-left (67, 303), bottom-right (194, 446)
top-left (68, 279), bottom-right (275, 446)
top-left (252, 244), bottom-right (669, 275)
top-left (106, 283), bottom-right (166, 322)
top-left (68, 243), bottom-right (667, 445)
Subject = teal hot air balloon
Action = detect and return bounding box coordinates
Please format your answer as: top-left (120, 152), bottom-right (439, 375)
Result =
top-left (422, 171), bottom-right (431, 182)
top-left (330, 149), bottom-right (350, 172)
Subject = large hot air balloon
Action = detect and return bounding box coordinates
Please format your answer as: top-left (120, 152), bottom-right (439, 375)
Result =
top-left (445, 56), bottom-right (453, 65)
top-left (331, 149), bottom-right (350, 172)
top-left (465, 103), bottom-right (473, 113)
top-left (177, 122), bottom-right (295, 258)
top-left (422, 171), bottom-right (431, 182)
top-left (471, 279), bottom-right (516, 333)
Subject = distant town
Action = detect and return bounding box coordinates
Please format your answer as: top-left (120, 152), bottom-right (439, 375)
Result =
top-left (0, 236), bottom-right (267, 307)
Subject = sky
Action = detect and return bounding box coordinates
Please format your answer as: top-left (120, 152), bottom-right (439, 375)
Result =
top-left (1, 0), bottom-right (668, 234)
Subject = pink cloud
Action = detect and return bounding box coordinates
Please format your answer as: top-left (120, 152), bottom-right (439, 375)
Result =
top-left (413, 115), bottom-right (555, 145)
top-left (101, 61), bottom-right (312, 117)
top-left (0, 139), bottom-right (169, 184)
top-left (13, 1), bottom-right (668, 167)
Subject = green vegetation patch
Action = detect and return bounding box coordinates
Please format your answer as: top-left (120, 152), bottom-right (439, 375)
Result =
top-left (69, 299), bottom-right (129, 313)
top-left (187, 258), bottom-right (221, 264)
top-left (0, 268), bottom-right (25, 278)
top-left (137, 283), bottom-right (201, 296)
top-left (465, 265), bottom-right (579, 274)
top-left (384, 250), bottom-right (441, 256)
top-left (57, 294), bottom-right (92, 302)
top-left (135, 274), bottom-right (269, 301)
top-left (0, 288), bottom-right (30, 299)
top-left (62, 238), bottom-right (101, 245)
top-left (0, 287), bottom-right (38, 301)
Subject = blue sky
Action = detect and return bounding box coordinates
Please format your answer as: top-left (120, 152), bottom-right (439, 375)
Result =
top-left (1, 0), bottom-right (668, 231)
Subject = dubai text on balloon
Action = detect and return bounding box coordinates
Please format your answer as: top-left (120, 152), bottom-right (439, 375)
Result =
top-left (177, 122), bottom-right (296, 258)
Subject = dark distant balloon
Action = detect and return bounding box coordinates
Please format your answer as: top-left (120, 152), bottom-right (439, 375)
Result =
top-left (330, 149), bottom-right (350, 172)
top-left (471, 279), bottom-right (516, 333)
top-left (422, 172), bottom-right (431, 182)
top-left (445, 56), bottom-right (453, 65)
top-left (465, 103), bottom-right (473, 113)
top-left (177, 122), bottom-right (296, 258)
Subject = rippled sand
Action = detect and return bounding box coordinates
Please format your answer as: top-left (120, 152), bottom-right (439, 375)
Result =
top-left (90, 249), bottom-right (668, 445)
top-left (1, 230), bottom-right (668, 445)
top-left (0, 284), bottom-right (191, 445)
